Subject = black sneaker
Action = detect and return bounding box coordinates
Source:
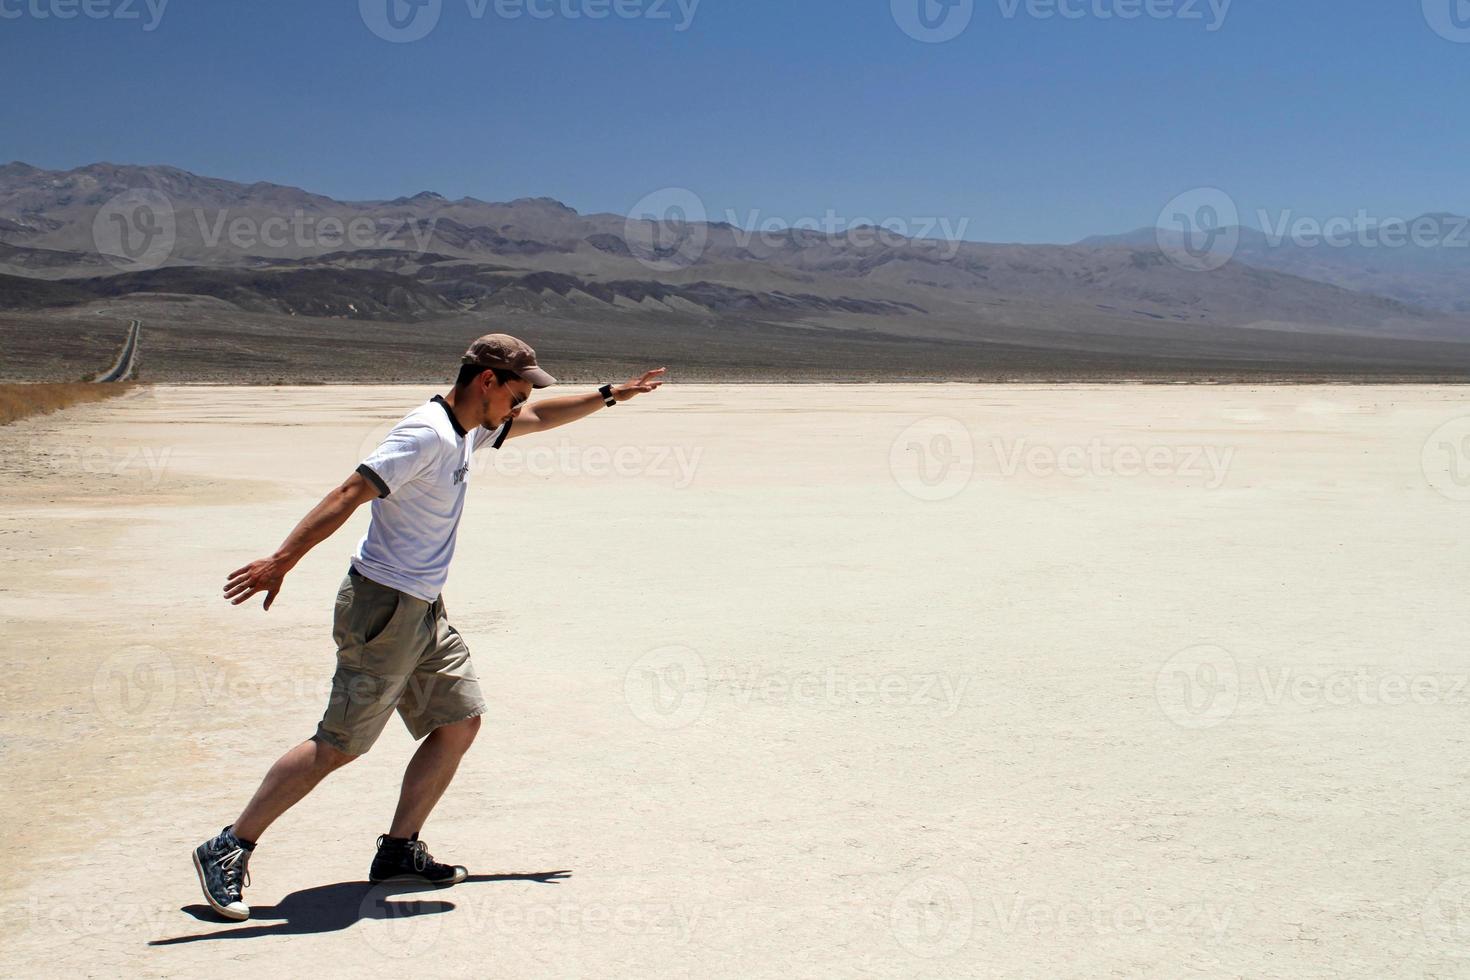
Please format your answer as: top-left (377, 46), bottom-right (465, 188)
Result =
top-left (369, 833), bottom-right (467, 885)
top-left (192, 826), bottom-right (252, 921)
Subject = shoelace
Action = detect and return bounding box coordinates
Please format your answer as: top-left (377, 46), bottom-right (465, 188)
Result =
top-left (218, 845), bottom-right (251, 893)
top-left (409, 840), bottom-right (431, 873)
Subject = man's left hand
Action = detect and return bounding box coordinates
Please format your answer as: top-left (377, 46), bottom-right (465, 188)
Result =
top-left (613, 368), bottom-right (667, 402)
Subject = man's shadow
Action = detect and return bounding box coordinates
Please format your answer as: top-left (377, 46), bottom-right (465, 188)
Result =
top-left (149, 871), bottom-right (571, 945)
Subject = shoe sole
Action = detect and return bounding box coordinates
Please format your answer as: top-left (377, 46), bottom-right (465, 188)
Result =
top-left (369, 870), bottom-right (467, 886)
top-left (192, 850), bottom-right (250, 921)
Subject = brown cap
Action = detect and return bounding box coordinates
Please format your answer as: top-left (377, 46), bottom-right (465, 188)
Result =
top-left (461, 333), bottom-right (557, 388)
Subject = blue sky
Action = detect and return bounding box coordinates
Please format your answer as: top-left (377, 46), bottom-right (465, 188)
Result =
top-left (1, 0), bottom-right (1467, 243)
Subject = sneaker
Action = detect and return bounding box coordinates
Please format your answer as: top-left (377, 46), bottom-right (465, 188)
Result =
top-left (192, 826), bottom-right (252, 921)
top-left (369, 833), bottom-right (467, 885)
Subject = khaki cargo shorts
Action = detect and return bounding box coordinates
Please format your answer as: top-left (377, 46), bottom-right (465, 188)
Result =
top-left (313, 568), bottom-right (486, 756)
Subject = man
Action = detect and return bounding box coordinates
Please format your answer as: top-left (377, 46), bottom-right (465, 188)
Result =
top-left (193, 334), bottom-right (665, 921)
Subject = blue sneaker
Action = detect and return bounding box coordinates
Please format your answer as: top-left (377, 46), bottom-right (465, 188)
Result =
top-left (192, 826), bottom-right (252, 921)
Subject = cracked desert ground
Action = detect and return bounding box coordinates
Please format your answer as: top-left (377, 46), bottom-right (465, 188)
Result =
top-left (3, 383), bottom-right (1470, 978)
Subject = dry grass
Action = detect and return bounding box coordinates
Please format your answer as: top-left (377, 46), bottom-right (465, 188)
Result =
top-left (0, 383), bottom-right (137, 426)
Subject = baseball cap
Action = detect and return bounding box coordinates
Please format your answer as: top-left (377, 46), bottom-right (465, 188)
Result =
top-left (461, 333), bottom-right (557, 388)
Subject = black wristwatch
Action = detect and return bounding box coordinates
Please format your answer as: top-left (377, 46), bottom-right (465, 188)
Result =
top-left (598, 383), bottom-right (617, 407)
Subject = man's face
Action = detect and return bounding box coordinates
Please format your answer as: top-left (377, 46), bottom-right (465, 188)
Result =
top-left (485, 373), bottom-right (534, 428)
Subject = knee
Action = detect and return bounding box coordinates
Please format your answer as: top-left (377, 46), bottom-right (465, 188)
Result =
top-left (434, 715), bottom-right (481, 753)
top-left (313, 740), bottom-right (360, 771)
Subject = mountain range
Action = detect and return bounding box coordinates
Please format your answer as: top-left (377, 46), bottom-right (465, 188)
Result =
top-left (2, 161), bottom-right (1470, 381)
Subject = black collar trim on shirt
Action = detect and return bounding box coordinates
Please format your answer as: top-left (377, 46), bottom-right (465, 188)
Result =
top-left (431, 395), bottom-right (468, 439)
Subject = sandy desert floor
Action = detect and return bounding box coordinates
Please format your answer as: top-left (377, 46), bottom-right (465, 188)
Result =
top-left (3, 383), bottom-right (1470, 977)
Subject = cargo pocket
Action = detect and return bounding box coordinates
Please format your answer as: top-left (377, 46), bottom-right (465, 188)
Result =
top-left (336, 578), bottom-right (405, 674)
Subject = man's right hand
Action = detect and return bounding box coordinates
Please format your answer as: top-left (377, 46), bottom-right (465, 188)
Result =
top-left (224, 555), bottom-right (292, 610)
top-left (223, 471), bottom-right (378, 612)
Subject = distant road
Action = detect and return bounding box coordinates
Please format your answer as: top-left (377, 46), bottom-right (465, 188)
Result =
top-left (96, 319), bottom-right (140, 382)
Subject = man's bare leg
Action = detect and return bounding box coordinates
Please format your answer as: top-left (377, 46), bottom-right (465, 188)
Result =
top-left (233, 738), bottom-right (357, 842)
top-left (387, 715), bottom-right (481, 837)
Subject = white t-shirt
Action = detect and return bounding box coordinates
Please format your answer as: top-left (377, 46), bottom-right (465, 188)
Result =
top-left (351, 396), bottom-right (510, 601)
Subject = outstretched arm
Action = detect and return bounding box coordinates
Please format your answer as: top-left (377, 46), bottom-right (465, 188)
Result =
top-left (507, 367), bottom-right (666, 439)
top-left (223, 471), bottom-right (380, 610)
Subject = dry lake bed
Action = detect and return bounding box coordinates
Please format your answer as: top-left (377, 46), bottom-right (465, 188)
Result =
top-left (3, 383), bottom-right (1470, 977)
